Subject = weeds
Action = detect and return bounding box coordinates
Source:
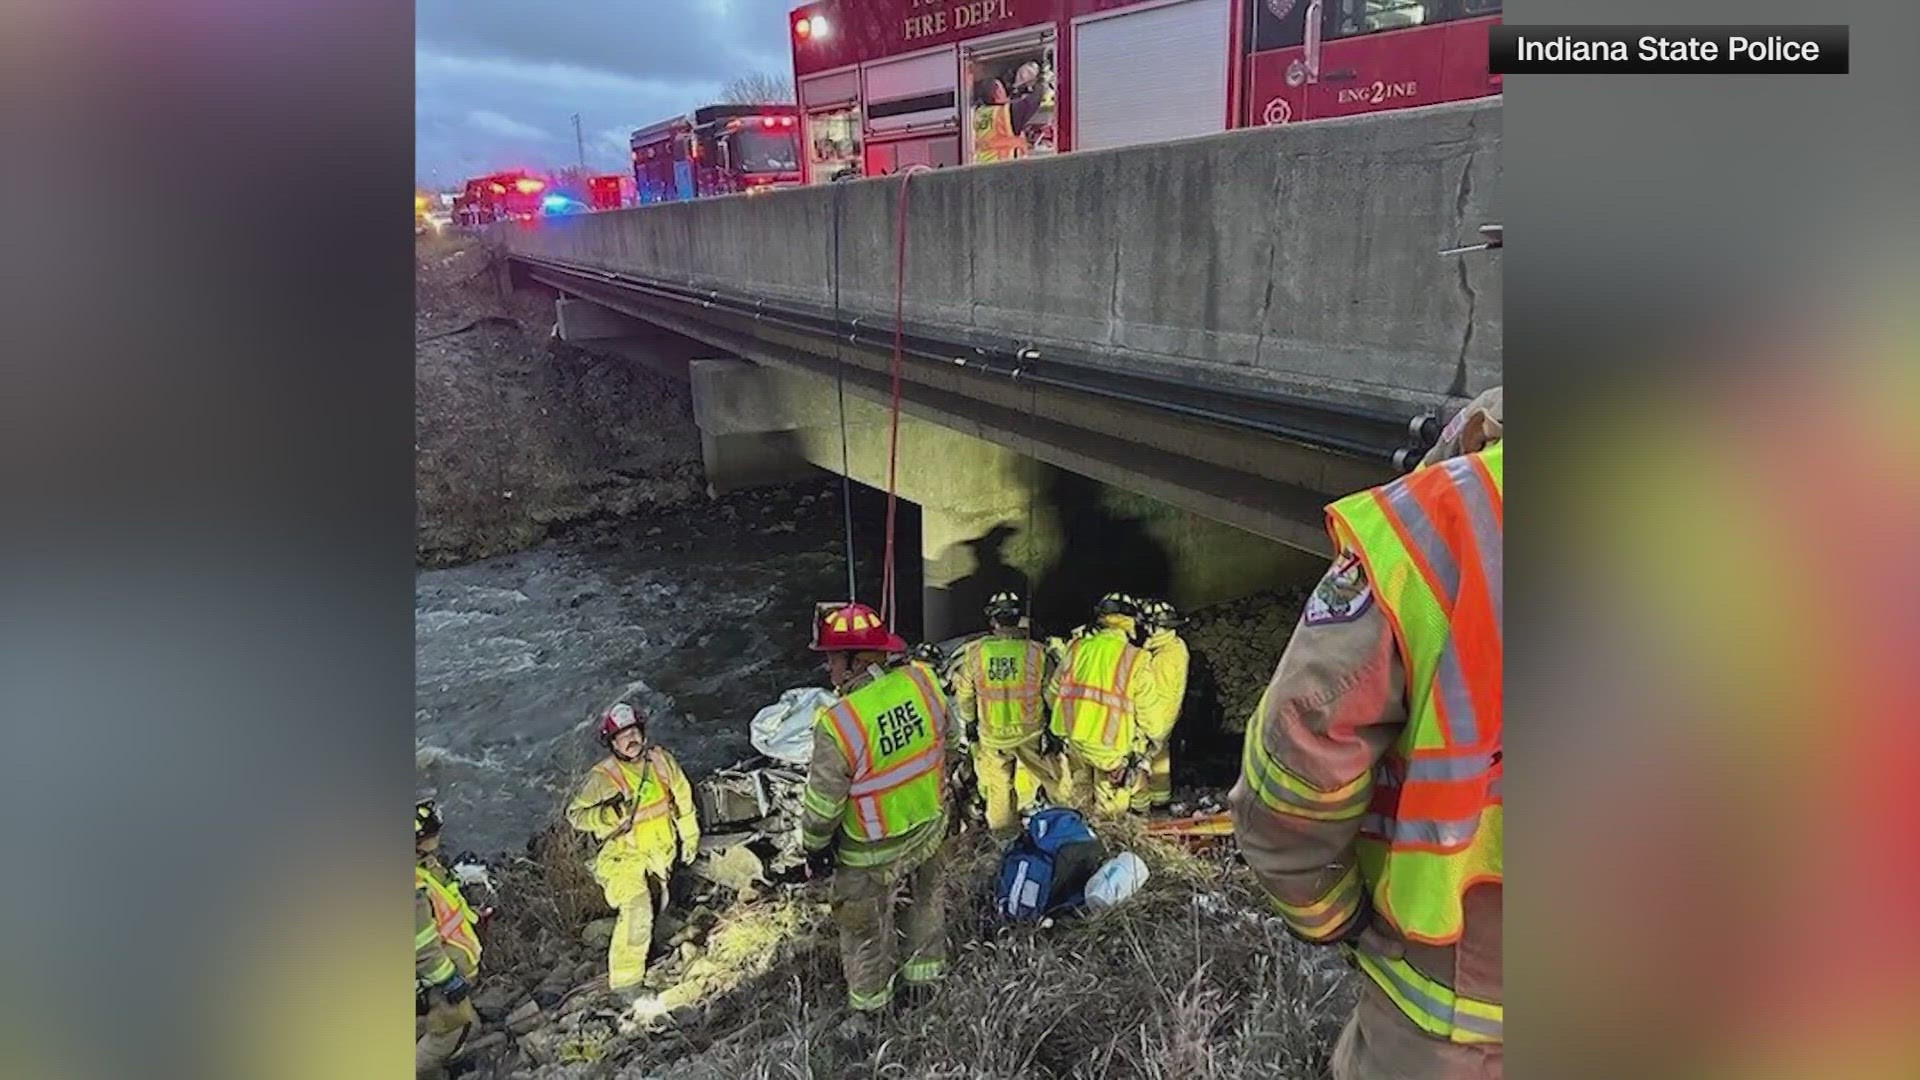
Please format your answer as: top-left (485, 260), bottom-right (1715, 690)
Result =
top-left (599, 826), bottom-right (1354, 1080)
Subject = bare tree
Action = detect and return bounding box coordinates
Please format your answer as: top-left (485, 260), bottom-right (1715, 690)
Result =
top-left (720, 72), bottom-right (794, 105)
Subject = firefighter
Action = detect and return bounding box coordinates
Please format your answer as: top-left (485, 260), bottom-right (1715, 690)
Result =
top-left (950, 591), bottom-right (1064, 834)
top-left (415, 798), bottom-right (481, 1079)
top-left (799, 602), bottom-right (954, 1026)
top-left (909, 641), bottom-right (954, 698)
top-left (1131, 598), bottom-right (1189, 812)
top-left (1046, 593), bottom-right (1171, 817)
top-left (1229, 387), bottom-right (1504, 1079)
top-left (564, 702), bottom-right (699, 1006)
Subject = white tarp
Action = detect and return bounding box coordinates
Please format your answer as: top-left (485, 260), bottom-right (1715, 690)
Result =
top-left (749, 687), bottom-right (836, 765)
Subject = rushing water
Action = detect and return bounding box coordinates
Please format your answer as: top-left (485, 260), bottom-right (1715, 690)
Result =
top-left (413, 486), bottom-right (908, 856)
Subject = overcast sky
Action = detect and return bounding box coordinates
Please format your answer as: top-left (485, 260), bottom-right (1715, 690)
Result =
top-left (416, 0), bottom-right (798, 186)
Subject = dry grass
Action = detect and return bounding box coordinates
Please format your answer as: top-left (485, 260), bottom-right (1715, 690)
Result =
top-left (603, 822), bottom-right (1356, 1080)
top-left (481, 824), bottom-right (611, 981)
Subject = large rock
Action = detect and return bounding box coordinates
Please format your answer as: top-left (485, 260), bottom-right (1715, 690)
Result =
top-left (472, 982), bottom-right (520, 1021)
top-left (579, 917), bottom-right (616, 951)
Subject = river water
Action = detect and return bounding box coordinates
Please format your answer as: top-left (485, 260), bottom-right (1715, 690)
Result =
top-left (414, 484), bottom-right (913, 856)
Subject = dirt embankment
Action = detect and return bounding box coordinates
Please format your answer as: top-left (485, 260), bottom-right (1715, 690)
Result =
top-left (415, 234), bottom-right (705, 566)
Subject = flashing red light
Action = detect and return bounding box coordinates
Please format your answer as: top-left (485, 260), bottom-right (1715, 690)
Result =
top-left (781, 116), bottom-right (796, 127)
top-left (794, 16), bottom-right (811, 40)
top-left (514, 178), bottom-right (545, 194)
top-left (762, 116), bottom-right (775, 128)
top-left (489, 182), bottom-right (506, 194)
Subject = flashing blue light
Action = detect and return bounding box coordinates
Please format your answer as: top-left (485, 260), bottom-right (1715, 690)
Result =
top-left (542, 194), bottom-right (571, 212)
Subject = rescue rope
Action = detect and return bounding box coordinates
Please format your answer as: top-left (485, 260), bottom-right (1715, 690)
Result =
top-left (830, 181), bottom-right (857, 603)
top-left (879, 166), bottom-right (931, 628)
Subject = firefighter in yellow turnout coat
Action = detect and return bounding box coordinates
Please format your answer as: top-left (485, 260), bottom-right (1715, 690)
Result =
top-left (1047, 593), bottom-right (1174, 816)
top-left (800, 602), bottom-right (956, 1017)
top-left (951, 591), bottom-right (1064, 833)
top-left (415, 799), bottom-right (481, 1079)
top-left (1132, 599), bottom-right (1189, 811)
top-left (565, 702), bottom-right (698, 1000)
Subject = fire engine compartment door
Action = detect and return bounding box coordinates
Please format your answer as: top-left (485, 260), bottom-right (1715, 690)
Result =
top-left (863, 47), bottom-right (960, 136)
top-left (1073, 0), bottom-right (1232, 152)
top-left (800, 69), bottom-right (859, 111)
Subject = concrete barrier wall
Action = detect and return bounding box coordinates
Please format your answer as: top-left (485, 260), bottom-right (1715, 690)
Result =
top-left (509, 99), bottom-right (1500, 406)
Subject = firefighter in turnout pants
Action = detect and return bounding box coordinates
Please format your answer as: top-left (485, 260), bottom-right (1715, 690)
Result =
top-left (415, 799), bottom-right (481, 1079)
top-left (800, 602), bottom-right (955, 1025)
top-left (1230, 387), bottom-right (1503, 1078)
top-left (1131, 598), bottom-right (1189, 812)
top-left (565, 702), bottom-right (699, 1007)
top-left (950, 591), bottom-right (1063, 834)
top-left (1047, 593), bottom-right (1172, 817)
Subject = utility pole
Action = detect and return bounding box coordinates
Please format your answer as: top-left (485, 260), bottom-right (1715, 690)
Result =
top-left (572, 113), bottom-right (585, 170)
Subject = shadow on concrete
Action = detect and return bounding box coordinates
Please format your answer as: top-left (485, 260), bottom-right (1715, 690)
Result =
top-left (923, 522), bottom-right (1027, 641)
top-left (1027, 469), bottom-right (1173, 635)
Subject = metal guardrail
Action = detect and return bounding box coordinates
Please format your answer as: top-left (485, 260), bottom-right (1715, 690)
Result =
top-left (512, 253), bottom-right (1442, 469)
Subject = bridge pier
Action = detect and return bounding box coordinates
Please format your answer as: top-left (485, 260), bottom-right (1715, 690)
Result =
top-left (687, 356), bottom-right (1318, 642)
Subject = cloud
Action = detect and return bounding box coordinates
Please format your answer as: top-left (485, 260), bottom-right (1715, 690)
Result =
top-left (413, 0), bottom-right (798, 184)
top-left (465, 110), bottom-right (550, 141)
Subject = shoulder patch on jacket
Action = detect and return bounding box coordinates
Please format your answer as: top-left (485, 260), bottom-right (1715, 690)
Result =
top-left (1303, 551), bottom-right (1373, 625)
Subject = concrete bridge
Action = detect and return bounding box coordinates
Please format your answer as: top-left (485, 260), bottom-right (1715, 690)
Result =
top-left (497, 99), bottom-right (1501, 639)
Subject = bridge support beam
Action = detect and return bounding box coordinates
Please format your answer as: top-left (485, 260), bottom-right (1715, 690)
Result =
top-left (688, 359), bottom-right (826, 497)
top-left (554, 297), bottom-right (644, 342)
top-left (687, 357), bottom-right (1320, 642)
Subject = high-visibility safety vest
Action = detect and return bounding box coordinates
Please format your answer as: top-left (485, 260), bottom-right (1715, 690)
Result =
top-left (1053, 629), bottom-right (1144, 769)
top-left (972, 104), bottom-right (1026, 163)
top-left (972, 636), bottom-right (1048, 749)
top-left (597, 748), bottom-right (684, 864)
top-left (416, 861), bottom-right (481, 977)
top-left (1328, 441), bottom-right (1503, 1042)
top-left (819, 663), bottom-right (949, 842)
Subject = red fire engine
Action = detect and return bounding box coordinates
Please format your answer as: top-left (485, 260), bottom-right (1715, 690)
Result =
top-left (451, 171), bottom-right (549, 226)
top-left (788, 0), bottom-right (1500, 183)
top-left (629, 104), bottom-right (804, 204)
top-left (587, 175), bottom-right (630, 211)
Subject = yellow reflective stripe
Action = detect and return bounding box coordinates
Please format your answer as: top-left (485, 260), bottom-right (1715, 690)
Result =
top-left (415, 924), bottom-right (442, 948)
top-left (1241, 702), bottom-right (1371, 819)
top-left (901, 957), bottom-right (946, 983)
top-left (1352, 949), bottom-right (1504, 1045)
top-left (801, 783), bottom-right (842, 820)
top-left (421, 955), bottom-right (456, 984)
top-left (849, 979), bottom-right (894, 1011)
top-left (1269, 865), bottom-right (1361, 923)
top-left (1269, 866), bottom-right (1363, 941)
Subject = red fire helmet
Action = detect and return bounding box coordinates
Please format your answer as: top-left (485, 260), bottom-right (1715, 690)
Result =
top-left (811, 602), bottom-right (906, 654)
top-left (597, 702), bottom-right (648, 743)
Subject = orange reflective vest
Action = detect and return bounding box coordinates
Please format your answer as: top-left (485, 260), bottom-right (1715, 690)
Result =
top-left (1052, 629), bottom-right (1144, 770)
top-left (972, 636), bottom-right (1048, 749)
top-left (415, 861), bottom-right (481, 978)
top-left (973, 104), bottom-right (1026, 163)
top-left (819, 663), bottom-right (949, 844)
top-left (1328, 441), bottom-right (1503, 948)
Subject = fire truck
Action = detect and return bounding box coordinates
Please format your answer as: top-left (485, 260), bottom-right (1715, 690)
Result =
top-left (629, 104), bottom-right (804, 204)
top-left (587, 175), bottom-right (631, 211)
top-left (787, 0), bottom-right (1499, 182)
top-left (451, 171), bottom-right (550, 227)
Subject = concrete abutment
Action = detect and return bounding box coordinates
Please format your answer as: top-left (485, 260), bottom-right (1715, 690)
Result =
top-left (688, 356), bottom-right (1323, 641)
